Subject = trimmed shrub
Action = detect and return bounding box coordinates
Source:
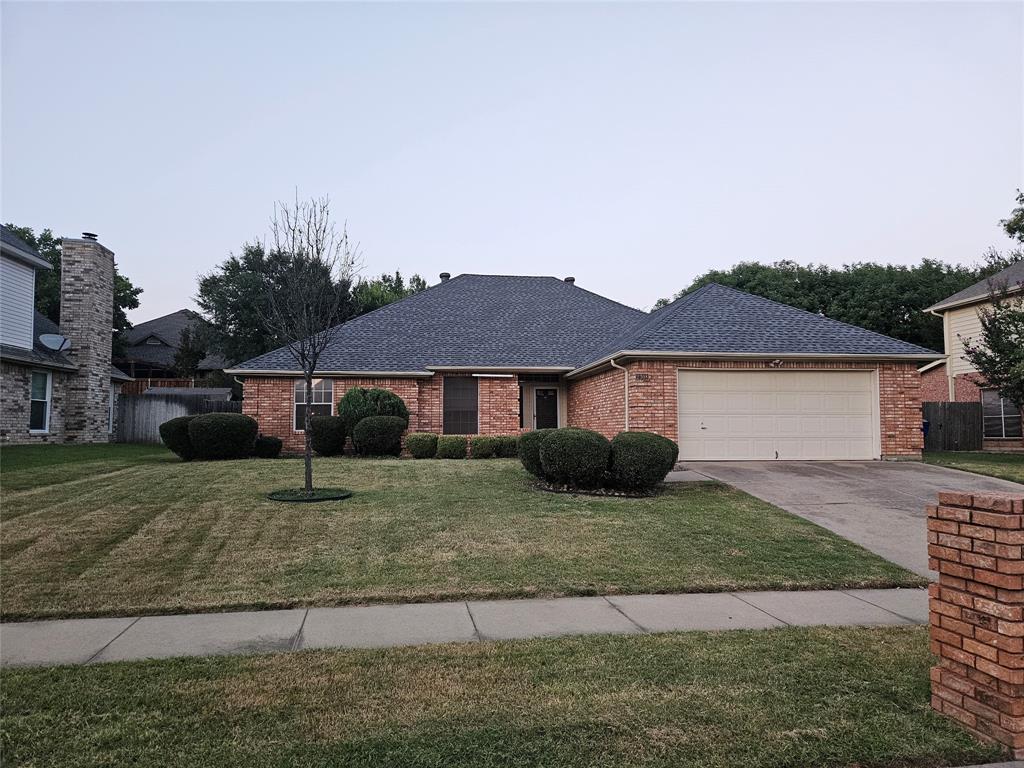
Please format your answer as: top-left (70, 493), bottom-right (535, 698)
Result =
top-left (495, 435), bottom-right (519, 458)
top-left (539, 427), bottom-right (611, 489)
top-left (308, 415), bottom-right (346, 456)
top-left (435, 435), bottom-right (468, 459)
top-left (608, 431), bottom-right (679, 491)
top-left (159, 415), bottom-right (197, 461)
top-left (253, 434), bottom-right (283, 459)
top-left (470, 435), bottom-right (500, 459)
top-left (405, 432), bottom-right (438, 459)
top-left (337, 387), bottom-right (409, 435)
top-left (518, 428), bottom-right (555, 477)
top-left (188, 413), bottom-right (258, 460)
top-left (352, 415), bottom-right (406, 456)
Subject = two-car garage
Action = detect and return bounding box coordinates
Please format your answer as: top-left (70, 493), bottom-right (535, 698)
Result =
top-left (676, 369), bottom-right (880, 461)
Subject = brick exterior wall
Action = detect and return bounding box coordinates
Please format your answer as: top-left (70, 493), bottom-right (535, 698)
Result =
top-left (242, 373), bottom-right (521, 453)
top-left (0, 363), bottom-right (69, 444)
top-left (928, 491), bottom-right (1024, 758)
top-left (567, 359), bottom-right (923, 459)
top-left (954, 373), bottom-right (985, 403)
top-left (60, 237), bottom-right (115, 443)
top-left (920, 364), bottom-right (949, 402)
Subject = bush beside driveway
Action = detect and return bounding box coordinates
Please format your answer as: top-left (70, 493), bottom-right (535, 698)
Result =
top-left (0, 447), bottom-right (920, 620)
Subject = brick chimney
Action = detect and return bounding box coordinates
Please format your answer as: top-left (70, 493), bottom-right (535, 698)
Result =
top-left (60, 233), bottom-right (115, 442)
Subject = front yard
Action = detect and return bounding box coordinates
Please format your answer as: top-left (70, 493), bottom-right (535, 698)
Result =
top-left (0, 625), bottom-right (999, 767)
top-left (924, 450), bottom-right (1024, 483)
top-left (0, 446), bottom-right (921, 620)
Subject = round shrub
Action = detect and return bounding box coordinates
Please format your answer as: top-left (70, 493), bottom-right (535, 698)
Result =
top-left (518, 428), bottom-right (555, 477)
top-left (187, 413), bottom-right (258, 460)
top-left (539, 428), bottom-right (611, 489)
top-left (406, 432), bottom-right (438, 459)
top-left (352, 415), bottom-right (406, 456)
top-left (496, 435), bottom-right (519, 458)
top-left (435, 435), bottom-right (468, 459)
top-left (608, 431), bottom-right (679, 491)
top-left (470, 435), bottom-right (499, 459)
top-left (253, 434), bottom-right (283, 459)
top-left (337, 387), bottom-right (409, 435)
top-left (308, 415), bottom-right (346, 456)
top-left (159, 415), bottom-right (197, 461)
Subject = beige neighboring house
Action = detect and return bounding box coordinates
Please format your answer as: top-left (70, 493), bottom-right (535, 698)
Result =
top-left (919, 260), bottom-right (1024, 450)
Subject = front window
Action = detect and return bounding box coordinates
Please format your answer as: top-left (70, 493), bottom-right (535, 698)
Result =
top-left (294, 379), bottom-right (333, 431)
top-left (29, 371), bottom-right (51, 432)
top-left (982, 390), bottom-right (1023, 439)
top-left (443, 377), bottom-right (478, 434)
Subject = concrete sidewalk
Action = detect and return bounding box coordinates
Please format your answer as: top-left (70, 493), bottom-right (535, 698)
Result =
top-left (0, 587), bottom-right (927, 667)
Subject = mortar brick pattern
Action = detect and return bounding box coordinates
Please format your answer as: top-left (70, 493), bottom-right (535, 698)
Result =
top-left (928, 491), bottom-right (1024, 758)
top-left (0, 363), bottom-right (69, 444)
top-left (60, 239), bottom-right (115, 443)
top-left (567, 359), bottom-right (923, 458)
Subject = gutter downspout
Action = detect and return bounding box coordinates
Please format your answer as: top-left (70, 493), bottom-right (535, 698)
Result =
top-left (609, 357), bottom-right (629, 431)
top-left (926, 307), bottom-right (954, 401)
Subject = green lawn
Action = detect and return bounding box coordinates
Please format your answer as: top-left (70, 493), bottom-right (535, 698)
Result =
top-left (0, 443), bottom-right (174, 491)
top-left (0, 626), bottom-right (1000, 768)
top-left (924, 450), bottom-right (1024, 484)
top-left (0, 446), bottom-right (922, 620)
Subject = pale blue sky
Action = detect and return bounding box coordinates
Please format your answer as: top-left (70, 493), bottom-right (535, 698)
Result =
top-left (2, 1), bottom-right (1022, 321)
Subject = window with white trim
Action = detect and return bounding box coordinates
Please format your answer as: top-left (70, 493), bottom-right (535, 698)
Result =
top-left (29, 371), bottom-right (51, 432)
top-left (294, 379), bottom-right (333, 430)
top-left (982, 389), bottom-right (1023, 439)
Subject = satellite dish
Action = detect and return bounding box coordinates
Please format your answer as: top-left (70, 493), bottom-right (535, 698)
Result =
top-left (39, 334), bottom-right (71, 352)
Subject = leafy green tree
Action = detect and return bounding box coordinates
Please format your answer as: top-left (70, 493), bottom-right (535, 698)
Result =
top-left (351, 271), bottom-right (427, 315)
top-left (172, 325), bottom-right (209, 378)
top-left (961, 282), bottom-right (1024, 409)
top-left (1002, 189), bottom-right (1024, 244)
top-left (3, 224), bottom-right (143, 355)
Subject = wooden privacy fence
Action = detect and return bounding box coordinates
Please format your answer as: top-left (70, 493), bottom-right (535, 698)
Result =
top-left (922, 401), bottom-right (983, 452)
top-left (120, 378), bottom-right (197, 395)
top-left (116, 393), bottom-right (241, 444)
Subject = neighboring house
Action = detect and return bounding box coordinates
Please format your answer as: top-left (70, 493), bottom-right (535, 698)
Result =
top-left (227, 273), bottom-right (940, 460)
top-left (0, 227), bottom-right (131, 444)
top-left (115, 309), bottom-right (226, 379)
top-left (920, 260), bottom-right (1024, 449)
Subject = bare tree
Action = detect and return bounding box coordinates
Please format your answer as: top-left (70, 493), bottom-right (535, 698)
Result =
top-left (257, 193), bottom-right (360, 494)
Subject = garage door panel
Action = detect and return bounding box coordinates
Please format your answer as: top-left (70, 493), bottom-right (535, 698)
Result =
top-left (678, 370), bottom-right (877, 461)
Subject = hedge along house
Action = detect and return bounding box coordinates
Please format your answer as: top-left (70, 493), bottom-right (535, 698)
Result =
top-left (227, 274), bottom-right (942, 460)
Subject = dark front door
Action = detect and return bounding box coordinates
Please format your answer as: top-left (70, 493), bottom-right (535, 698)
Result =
top-left (535, 388), bottom-right (558, 429)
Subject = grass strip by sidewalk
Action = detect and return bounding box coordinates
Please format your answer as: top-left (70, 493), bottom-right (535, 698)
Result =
top-left (924, 451), bottom-right (1024, 484)
top-left (0, 625), bottom-right (1001, 768)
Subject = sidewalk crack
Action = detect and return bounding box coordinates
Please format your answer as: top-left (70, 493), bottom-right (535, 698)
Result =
top-left (85, 616), bottom-right (142, 664)
top-left (290, 609), bottom-right (310, 652)
top-left (842, 590), bottom-right (923, 624)
top-left (603, 596), bottom-right (649, 633)
top-left (464, 602), bottom-right (482, 642)
top-left (730, 593), bottom-right (791, 626)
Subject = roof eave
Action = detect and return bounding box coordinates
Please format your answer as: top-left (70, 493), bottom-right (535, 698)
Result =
top-left (1, 244), bottom-right (52, 271)
top-left (425, 365), bottom-right (574, 373)
top-left (924, 283), bottom-right (1024, 314)
top-left (566, 350), bottom-right (947, 379)
top-left (224, 368), bottom-right (435, 378)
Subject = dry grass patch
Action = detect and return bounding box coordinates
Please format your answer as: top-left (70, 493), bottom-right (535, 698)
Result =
top-left (1, 447), bottom-right (922, 619)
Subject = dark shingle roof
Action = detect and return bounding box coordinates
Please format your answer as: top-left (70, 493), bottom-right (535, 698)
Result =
top-left (925, 260), bottom-right (1024, 312)
top-left (580, 283), bottom-right (938, 367)
top-left (233, 274), bottom-right (646, 372)
top-left (231, 276), bottom-right (939, 375)
top-left (1, 311), bottom-right (131, 380)
top-left (119, 309), bottom-right (227, 370)
top-left (0, 225), bottom-right (51, 270)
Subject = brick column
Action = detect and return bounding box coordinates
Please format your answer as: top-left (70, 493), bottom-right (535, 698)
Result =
top-left (928, 490), bottom-right (1024, 757)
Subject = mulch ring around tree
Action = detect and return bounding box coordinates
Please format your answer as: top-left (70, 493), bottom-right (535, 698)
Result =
top-left (267, 488), bottom-right (353, 503)
top-left (531, 481), bottom-right (660, 499)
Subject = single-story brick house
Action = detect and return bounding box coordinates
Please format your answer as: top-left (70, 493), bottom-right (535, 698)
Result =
top-left (227, 273), bottom-right (942, 461)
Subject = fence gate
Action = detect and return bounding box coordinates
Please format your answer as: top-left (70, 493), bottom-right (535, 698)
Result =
top-left (922, 401), bottom-right (983, 452)
top-left (116, 393), bottom-right (242, 444)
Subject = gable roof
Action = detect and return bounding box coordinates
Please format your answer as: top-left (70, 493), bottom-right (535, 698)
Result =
top-left (232, 274), bottom-right (646, 373)
top-left (229, 274), bottom-right (939, 376)
top-left (119, 309), bottom-right (227, 370)
top-left (0, 225), bottom-right (51, 271)
top-left (571, 283), bottom-right (939, 374)
top-left (925, 260), bottom-right (1024, 313)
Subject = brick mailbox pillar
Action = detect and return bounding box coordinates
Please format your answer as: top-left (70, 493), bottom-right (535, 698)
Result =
top-left (928, 490), bottom-right (1024, 757)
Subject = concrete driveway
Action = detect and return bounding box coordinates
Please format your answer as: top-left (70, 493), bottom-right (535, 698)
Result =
top-left (686, 461), bottom-right (1023, 578)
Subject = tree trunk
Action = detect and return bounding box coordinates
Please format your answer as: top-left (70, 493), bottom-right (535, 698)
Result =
top-left (304, 373), bottom-right (314, 495)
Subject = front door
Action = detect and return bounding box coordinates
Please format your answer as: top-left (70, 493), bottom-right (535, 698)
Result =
top-left (535, 388), bottom-right (558, 429)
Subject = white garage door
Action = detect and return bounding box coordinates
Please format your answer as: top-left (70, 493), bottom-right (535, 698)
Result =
top-left (677, 370), bottom-right (878, 461)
